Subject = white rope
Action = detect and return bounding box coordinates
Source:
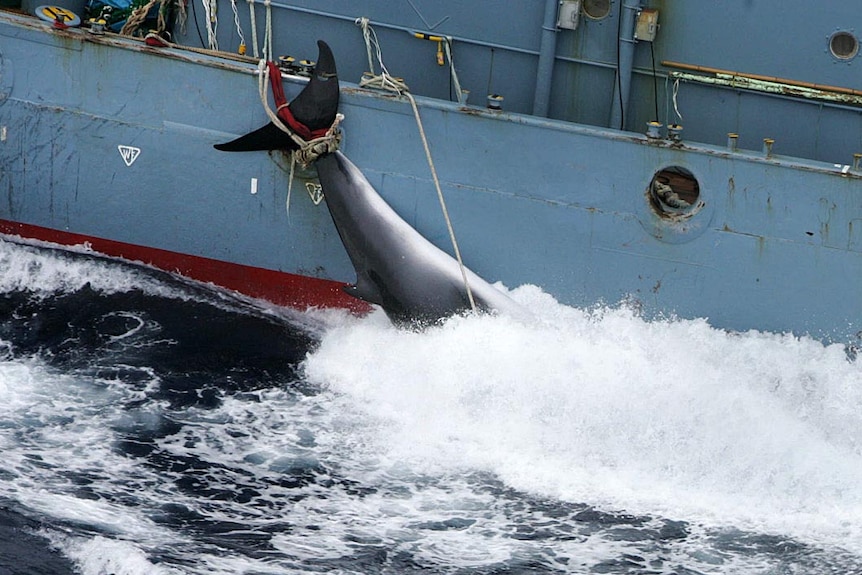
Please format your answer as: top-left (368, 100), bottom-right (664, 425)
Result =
top-left (246, 0), bottom-right (270, 62)
top-left (354, 17), bottom-right (477, 313)
top-left (229, 0), bottom-right (246, 54)
top-left (357, 16), bottom-right (381, 76)
top-left (201, 0), bottom-right (218, 50)
top-left (257, 59), bottom-right (344, 162)
top-left (359, 71), bottom-right (409, 93)
top-left (406, 91), bottom-right (476, 312)
top-left (257, 60), bottom-right (303, 145)
top-left (287, 154), bottom-right (295, 219)
top-left (672, 77), bottom-right (683, 124)
top-left (247, 0), bottom-right (259, 58)
top-left (442, 39), bottom-right (465, 104)
top-left (263, 0), bottom-right (273, 62)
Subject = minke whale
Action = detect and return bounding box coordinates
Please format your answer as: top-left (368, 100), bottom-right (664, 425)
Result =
top-left (215, 39), bottom-right (526, 326)
top-left (315, 151), bottom-right (529, 327)
top-left (214, 40), bottom-right (339, 152)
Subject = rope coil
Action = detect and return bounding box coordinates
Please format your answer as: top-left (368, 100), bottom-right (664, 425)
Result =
top-left (120, 0), bottom-right (171, 36)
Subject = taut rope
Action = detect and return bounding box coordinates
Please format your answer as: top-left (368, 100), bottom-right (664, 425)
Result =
top-left (354, 16), bottom-right (477, 313)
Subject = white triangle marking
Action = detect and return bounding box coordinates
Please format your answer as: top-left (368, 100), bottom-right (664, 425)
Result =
top-left (118, 145), bottom-right (141, 167)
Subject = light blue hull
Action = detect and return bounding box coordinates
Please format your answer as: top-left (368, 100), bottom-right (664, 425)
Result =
top-left (0, 4), bottom-right (860, 343)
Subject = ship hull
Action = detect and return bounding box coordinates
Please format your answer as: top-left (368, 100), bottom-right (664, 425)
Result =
top-left (0, 219), bottom-right (365, 310)
top-left (1, 11), bottom-right (860, 343)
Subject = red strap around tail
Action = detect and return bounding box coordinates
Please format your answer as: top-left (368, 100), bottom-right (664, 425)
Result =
top-left (267, 61), bottom-right (330, 141)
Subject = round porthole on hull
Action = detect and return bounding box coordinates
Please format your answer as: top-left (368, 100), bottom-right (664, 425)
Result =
top-left (649, 167), bottom-right (701, 218)
top-left (582, 0), bottom-right (611, 20)
top-left (638, 166), bottom-right (713, 243)
top-left (829, 31), bottom-right (859, 60)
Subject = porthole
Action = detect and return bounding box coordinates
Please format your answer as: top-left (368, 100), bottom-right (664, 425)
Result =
top-left (583, 0), bottom-right (611, 20)
top-left (648, 166), bottom-right (701, 218)
top-left (638, 166), bottom-right (713, 243)
top-left (829, 31), bottom-right (859, 60)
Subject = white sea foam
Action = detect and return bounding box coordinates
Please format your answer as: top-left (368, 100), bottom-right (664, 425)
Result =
top-left (53, 535), bottom-right (184, 575)
top-left (1, 239), bottom-right (860, 573)
top-left (303, 285), bottom-right (862, 554)
top-left (0, 239), bottom-right (184, 298)
top-left (0, 238), bottom-right (331, 336)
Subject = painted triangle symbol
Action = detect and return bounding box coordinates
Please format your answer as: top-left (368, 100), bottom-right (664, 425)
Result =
top-left (118, 145), bottom-right (141, 167)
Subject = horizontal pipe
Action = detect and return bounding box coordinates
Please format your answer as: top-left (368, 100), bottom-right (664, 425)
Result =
top-left (251, 4), bottom-right (862, 107)
top-left (668, 70), bottom-right (862, 107)
top-left (239, 4), bottom-right (646, 78)
top-left (268, 2), bottom-right (541, 56)
top-left (663, 60), bottom-right (862, 98)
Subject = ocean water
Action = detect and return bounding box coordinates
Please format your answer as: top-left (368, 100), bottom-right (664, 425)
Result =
top-left (0, 238), bottom-right (860, 575)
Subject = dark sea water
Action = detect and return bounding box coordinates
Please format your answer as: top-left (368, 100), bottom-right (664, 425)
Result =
top-left (0, 239), bottom-right (860, 575)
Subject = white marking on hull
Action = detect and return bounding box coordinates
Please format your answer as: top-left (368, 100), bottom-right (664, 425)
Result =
top-left (118, 145), bottom-right (141, 167)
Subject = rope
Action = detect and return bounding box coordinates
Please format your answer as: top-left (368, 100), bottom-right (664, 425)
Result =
top-left (359, 71), bottom-right (409, 93)
top-left (406, 91), bottom-right (477, 312)
top-left (358, 16), bottom-right (380, 75)
top-left (355, 16), bottom-right (477, 313)
top-left (285, 119), bottom-right (343, 217)
top-left (263, 0), bottom-right (272, 62)
top-left (229, 0), bottom-right (246, 54)
top-left (256, 60), bottom-right (343, 159)
top-left (139, 32), bottom-right (258, 64)
top-left (246, 0), bottom-right (272, 61)
top-left (356, 16), bottom-right (410, 93)
top-left (258, 59), bottom-right (341, 216)
top-left (672, 77), bottom-right (683, 124)
top-left (200, 0), bottom-right (217, 50)
top-left (173, 0), bottom-right (186, 33)
top-left (442, 39), bottom-right (465, 104)
top-left (247, 0), bottom-right (258, 58)
top-left (254, 58), bottom-right (343, 217)
top-left (120, 0), bottom-right (168, 35)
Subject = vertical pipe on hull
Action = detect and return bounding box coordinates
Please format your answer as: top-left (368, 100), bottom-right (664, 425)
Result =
top-left (609, 0), bottom-right (641, 130)
top-left (532, 0), bottom-right (560, 117)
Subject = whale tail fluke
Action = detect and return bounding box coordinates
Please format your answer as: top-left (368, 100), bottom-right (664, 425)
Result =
top-left (214, 40), bottom-right (339, 153)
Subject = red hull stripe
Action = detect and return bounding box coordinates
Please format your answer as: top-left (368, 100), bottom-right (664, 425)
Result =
top-left (0, 219), bottom-right (370, 313)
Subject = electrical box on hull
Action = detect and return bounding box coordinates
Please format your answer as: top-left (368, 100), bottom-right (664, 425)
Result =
top-left (558, 0), bottom-right (581, 30)
top-left (634, 8), bottom-right (659, 42)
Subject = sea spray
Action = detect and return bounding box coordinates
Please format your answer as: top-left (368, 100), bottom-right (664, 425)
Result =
top-left (304, 286), bottom-right (862, 553)
top-left (0, 240), bottom-right (859, 574)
